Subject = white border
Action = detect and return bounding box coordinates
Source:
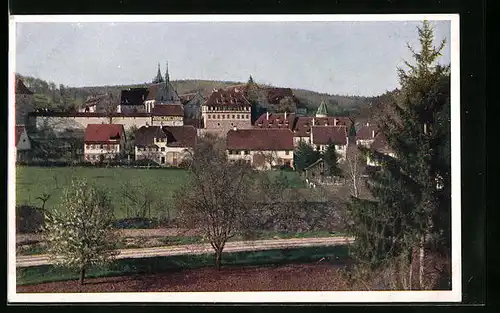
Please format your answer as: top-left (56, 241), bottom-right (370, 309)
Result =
top-left (8, 14), bottom-right (461, 303)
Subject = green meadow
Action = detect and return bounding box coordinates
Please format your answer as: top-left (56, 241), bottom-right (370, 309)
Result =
top-left (15, 166), bottom-right (306, 220)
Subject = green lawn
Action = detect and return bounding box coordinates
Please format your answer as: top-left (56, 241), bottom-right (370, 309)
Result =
top-left (15, 166), bottom-right (306, 220)
top-left (15, 166), bottom-right (191, 220)
top-left (17, 245), bottom-right (350, 286)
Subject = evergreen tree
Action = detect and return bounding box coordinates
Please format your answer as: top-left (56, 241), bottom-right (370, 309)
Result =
top-left (323, 142), bottom-right (342, 176)
top-left (345, 20), bottom-right (451, 289)
top-left (293, 140), bottom-right (321, 172)
top-left (152, 63), bottom-right (165, 84)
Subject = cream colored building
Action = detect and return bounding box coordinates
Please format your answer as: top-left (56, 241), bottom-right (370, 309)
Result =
top-left (134, 125), bottom-right (197, 166)
top-left (226, 128), bottom-right (294, 170)
top-left (83, 124), bottom-right (126, 163)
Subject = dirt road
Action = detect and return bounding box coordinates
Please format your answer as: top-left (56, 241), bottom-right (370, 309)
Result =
top-left (16, 236), bottom-right (354, 268)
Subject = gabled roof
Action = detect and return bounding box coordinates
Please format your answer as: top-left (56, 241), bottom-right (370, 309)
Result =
top-left (146, 82), bottom-right (180, 103)
top-left (120, 88), bottom-right (148, 106)
top-left (371, 132), bottom-right (391, 153)
top-left (134, 125), bottom-right (197, 148)
top-left (254, 112), bottom-right (296, 129)
top-left (15, 79), bottom-right (33, 95)
top-left (356, 123), bottom-right (379, 140)
top-left (226, 129), bottom-right (294, 151)
top-left (311, 125), bottom-right (348, 145)
top-left (134, 126), bottom-right (167, 147)
top-left (293, 116), bottom-right (352, 137)
top-left (84, 124), bottom-right (124, 143)
top-left (82, 94), bottom-right (109, 108)
top-left (205, 87), bottom-right (252, 107)
top-left (164, 126), bottom-right (197, 148)
top-left (151, 104), bottom-right (184, 117)
top-left (15, 125), bottom-right (27, 146)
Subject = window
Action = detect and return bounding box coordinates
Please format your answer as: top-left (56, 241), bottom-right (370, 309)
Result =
top-left (161, 147), bottom-right (165, 152)
top-left (217, 123), bottom-right (221, 126)
top-left (237, 115), bottom-right (240, 119)
top-left (285, 150), bottom-right (290, 155)
top-left (217, 115), bottom-right (220, 119)
top-left (100, 144), bottom-right (103, 149)
top-left (232, 115), bottom-right (235, 119)
top-left (245, 150), bottom-right (250, 155)
top-left (228, 150), bottom-right (233, 155)
top-left (90, 145), bottom-right (94, 149)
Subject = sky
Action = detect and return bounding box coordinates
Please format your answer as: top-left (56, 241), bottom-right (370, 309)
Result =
top-left (14, 19), bottom-right (451, 97)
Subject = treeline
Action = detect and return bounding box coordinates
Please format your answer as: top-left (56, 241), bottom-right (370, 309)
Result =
top-left (16, 73), bottom-right (371, 115)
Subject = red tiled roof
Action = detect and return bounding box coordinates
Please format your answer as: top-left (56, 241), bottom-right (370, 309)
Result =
top-left (151, 104), bottom-right (184, 116)
top-left (15, 79), bottom-right (34, 95)
top-left (145, 83), bottom-right (162, 101)
top-left (226, 129), bottom-right (294, 151)
top-left (205, 88), bottom-right (251, 107)
top-left (254, 112), bottom-right (296, 129)
top-left (84, 124), bottom-right (124, 143)
top-left (311, 126), bottom-right (348, 145)
top-left (164, 126), bottom-right (197, 148)
top-left (356, 124), bottom-right (379, 140)
top-left (15, 125), bottom-right (26, 146)
top-left (293, 116), bottom-right (351, 137)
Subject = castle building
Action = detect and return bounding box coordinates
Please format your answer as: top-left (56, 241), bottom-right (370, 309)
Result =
top-left (201, 86), bottom-right (252, 137)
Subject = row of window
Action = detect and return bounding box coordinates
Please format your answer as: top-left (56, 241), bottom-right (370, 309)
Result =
top-left (138, 147), bottom-right (166, 152)
top-left (86, 144), bottom-right (118, 150)
top-left (154, 138), bottom-right (167, 143)
top-left (208, 106), bottom-right (250, 111)
top-left (228, 150), bottom-right (291, 155)
top-left (207, 114), bottom-right (250, 120)
top-left (85, 153), bottom-right (116, 160)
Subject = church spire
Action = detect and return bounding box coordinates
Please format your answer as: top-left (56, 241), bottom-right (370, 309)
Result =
top-left (165, 61), bottom-right (170, 85)
top-left (153, 63), bottom-right (164, 84)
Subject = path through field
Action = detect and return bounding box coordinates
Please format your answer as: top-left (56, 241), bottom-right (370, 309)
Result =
top-left (17, 237), bottom-right (354, 268)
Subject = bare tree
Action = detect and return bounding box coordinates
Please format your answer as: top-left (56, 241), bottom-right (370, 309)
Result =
top-left (174, 135), bottom-right (257, 270)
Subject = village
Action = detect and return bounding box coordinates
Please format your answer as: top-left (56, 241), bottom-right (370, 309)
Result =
top-left (14, 63), bottom-right (389, 181)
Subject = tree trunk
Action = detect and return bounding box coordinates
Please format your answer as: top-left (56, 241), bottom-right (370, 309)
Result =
top-left (419, 236), bottom-right (425, 289)
top-left (79, 267), bottom-right (86, 285)
top-left (215, 249), bottom-right (222, 271)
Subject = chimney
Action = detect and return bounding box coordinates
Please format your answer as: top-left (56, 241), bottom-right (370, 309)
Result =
top-left (334, 118), bottom-right (337, 126)
top-left (266, 112), bottom-right (269, 120)
top-left (372, 130), bottom-right (375, 138)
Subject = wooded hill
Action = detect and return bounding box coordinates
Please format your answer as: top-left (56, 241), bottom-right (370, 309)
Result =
top-left (16, 73), bottom-right (375, 117)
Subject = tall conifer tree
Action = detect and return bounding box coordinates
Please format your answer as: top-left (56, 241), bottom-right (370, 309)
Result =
top-left (345, 21), bottom-right (451, 289)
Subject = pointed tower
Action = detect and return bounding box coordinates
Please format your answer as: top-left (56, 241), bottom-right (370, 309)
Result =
top-left (153, 63), bottom-right (164, 84)
top-left (165, 61), bottom-right (170, 85)
top-left (316, 100), bottom-right (328, 118)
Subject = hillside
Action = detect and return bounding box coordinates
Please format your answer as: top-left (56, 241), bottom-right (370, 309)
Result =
top-left (16, 74), bottom-right (373, 117)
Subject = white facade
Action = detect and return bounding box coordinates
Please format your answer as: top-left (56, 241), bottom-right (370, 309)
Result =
top-left (227, 149), bottom-right (294, 170)
top-left (84, 138), bottom-right (125, 163)
top-left (35, 115), bottom-right (153, 132)
top-left (134, 137), bottom-right (192, 166)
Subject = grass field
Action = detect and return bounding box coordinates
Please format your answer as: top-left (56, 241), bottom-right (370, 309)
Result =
top-left (15, 167), bottom-right (191, 220)
top-left (17, 245), bottom-right (350, 286)
top-left (15, 166), bottom-right (306, 220)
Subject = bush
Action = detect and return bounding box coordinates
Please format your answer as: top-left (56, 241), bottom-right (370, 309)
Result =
top-left (16, 205), bottom-right (45, 233)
